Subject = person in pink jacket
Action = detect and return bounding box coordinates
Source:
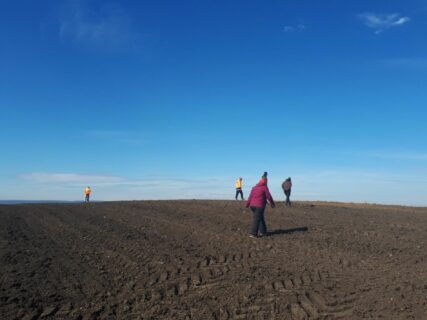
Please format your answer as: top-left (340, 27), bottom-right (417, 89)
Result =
top-left (246, 177), bottom-right (275, 238)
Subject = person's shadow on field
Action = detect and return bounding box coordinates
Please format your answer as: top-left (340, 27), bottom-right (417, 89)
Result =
top-left (267, 227), bottom-right (308, 236)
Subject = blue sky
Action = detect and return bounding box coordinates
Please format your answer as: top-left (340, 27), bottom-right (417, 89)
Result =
top-left (1, 0), bottom-right (426, 205)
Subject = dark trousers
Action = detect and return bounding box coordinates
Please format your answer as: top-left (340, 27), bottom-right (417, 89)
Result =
top-left (235, 189), bottom-right (244, 200)
top-left (85, 194), bottom-right (90, 202)
top-left (285, 190), bottom-right (291, 206)
top-left (250, 207), bottom-right (267, 236)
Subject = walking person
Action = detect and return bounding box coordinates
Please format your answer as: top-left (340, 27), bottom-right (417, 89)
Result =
top-left (84, 186), bottom-right (91, 203)
top-left (235, 177), bottom-right (244, 200)
top-left (282, 177), bottom-right (292, 207)
top-left (246, 177), bottom-right (275, 238)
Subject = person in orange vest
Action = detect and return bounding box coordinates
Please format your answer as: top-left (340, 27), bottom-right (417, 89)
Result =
top-left (235, 177), bottom-right (244, 200)
top-left (84, 186), bottom-right (91, 203)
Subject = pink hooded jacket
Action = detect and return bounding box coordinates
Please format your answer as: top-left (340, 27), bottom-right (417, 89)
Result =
top-left (246, 181), bottom-right (275, 209)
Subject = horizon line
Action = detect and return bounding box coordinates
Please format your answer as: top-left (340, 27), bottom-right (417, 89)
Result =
top-left (1, 199), bottom-right (426, 208)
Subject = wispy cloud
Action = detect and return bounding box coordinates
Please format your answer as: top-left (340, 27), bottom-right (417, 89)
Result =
top-left (369, 151), bottom-right (427, 161)
top-left (380, 58), bottom-right (427, 71)
top-left (358, 13), bottom-right (410, 34)
top-left (19, 172), bottom-right (236, 199)
top-left (283, 23), bottom-right (306, 33)
top-left (266, 169), bottom-right (427, 206)
top-left (22, 172), bottom-right (125, 185)
top-left (58, 1), bottom-right (140, 50)
top-left (86, 130), bottom-right (147, 144)
top-left (14, 170), bottom-right (427, 205)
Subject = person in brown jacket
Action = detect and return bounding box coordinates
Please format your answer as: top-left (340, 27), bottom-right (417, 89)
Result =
top-left (282, 177), bottom-right (292, 207)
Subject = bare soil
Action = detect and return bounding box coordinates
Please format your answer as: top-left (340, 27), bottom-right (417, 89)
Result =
top-left (1, 200), bottom-right (427, 319)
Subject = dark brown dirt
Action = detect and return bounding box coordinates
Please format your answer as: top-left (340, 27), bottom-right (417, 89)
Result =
top-left (1, 200), bottom-right (427, 319)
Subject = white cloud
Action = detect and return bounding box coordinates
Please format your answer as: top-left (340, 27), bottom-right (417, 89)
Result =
top-left (284, 23), bottom-right (306, 33)
top-left (58, 1), bottom-right (140, 50)
top-left (358, 13), bottom-right (410, 34)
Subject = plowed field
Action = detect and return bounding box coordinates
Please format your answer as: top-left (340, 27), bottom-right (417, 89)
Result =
top-left (1, 200), bottom-right (427, 319)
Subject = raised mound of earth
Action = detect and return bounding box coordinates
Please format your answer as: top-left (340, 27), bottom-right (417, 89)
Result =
top-left (1, 200), bottom-right (427, 319)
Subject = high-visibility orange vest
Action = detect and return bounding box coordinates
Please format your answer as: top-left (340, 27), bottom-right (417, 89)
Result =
top-left (235, 179), bottom-right (242, 189)
top-left (84, 188), bottom-right (91, 195)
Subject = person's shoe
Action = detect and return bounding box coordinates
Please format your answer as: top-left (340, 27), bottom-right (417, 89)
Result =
top-left (258, 233), bottom-right (266, 237)
top-left (249, 234), bottom-right (257, 238)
